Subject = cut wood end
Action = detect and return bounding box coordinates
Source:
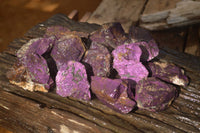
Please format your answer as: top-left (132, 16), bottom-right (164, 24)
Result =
top-left (68, 10), bottom-right (79, 20)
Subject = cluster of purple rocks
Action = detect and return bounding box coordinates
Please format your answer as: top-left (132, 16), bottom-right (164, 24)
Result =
top-left (7, 23), bottom-right (189, 113)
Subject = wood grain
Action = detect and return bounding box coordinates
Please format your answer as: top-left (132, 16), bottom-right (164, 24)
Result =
top-left (87, 0), bottom-right (146, 32)
top-left (0, 14), bottom-right (200, 133)
top-left (140, 0), bottom-right (200, 30)
top-left (184, 25), bottom-right (200, 56)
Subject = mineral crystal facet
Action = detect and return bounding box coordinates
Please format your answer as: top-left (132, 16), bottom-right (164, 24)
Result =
top-left (56, 61), bottom-right (91, 101)
top-left (148, 61), bottom-right (189, 87)
top-left (129, 26), bottom-right (159, 61)
top-left (82, 42), bottom-right (111, 77)
top-left (135, 77), bottom-right (177, 112)
top-left (91, 76), bottom-right (136, 113)
top-left (112, 43), bottom-right (149, 82)
top-left (10, 37), bottom-right (56, 91)
top-left (90, 22), bottom-right (128, 51)
top-left (112, 43), bottom-right (142, 63)
top-left (51, 35), bottom-right (86, 70)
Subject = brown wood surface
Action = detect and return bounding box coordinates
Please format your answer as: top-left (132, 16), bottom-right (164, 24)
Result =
top-left (151, 27), bottom-right (187, 52)
top-left (87, 0), bottom-right (147, 32)
top-left (184, 25), bottom-right (200, 57)
top-left (140, 0), bottom-right (200, 30)
top-left (0, 14), bottom-right (200, 133)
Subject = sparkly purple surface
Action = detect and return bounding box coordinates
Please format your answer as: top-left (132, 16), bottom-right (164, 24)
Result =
top-left (51, 35), bottom-right (86, 70)
top-left (148, 61), bottom-right (189, 87)
top-left (128, 26), bottom-right (159, 61)
top-left (16, 37), bottom-right (55, 89)
top-left (112, 43), bottom-right (149, 82)
top-left (135, 41), bottom-right (159, 61)
top-left (135, 77), bottom-right (177, 112)
top-left (56, 61), bottom-right (91, 101)
top-left (91, 76), bottom-right (136, 113)
top-left (82, 42), bottom-right (111, 77)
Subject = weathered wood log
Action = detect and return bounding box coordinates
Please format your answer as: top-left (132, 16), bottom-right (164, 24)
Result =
top-left (87, 0), bottom-right (146, 32)
top-left (0, 14), bottom-right (200, 133)
top-left (140, 0), bottom-right (200, 30)
top-left (184, 25), bottom-right (200, 56)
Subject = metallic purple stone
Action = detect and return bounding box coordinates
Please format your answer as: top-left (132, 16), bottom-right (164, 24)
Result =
top-left (129, 26), bottom-right (159, 61)
top-left (16, 37), bottom-right (56, 90)
top-left (90, 22), bottom-right (128, 51)
top-left (114, 61), bottom-right (149, 83)
top-left (148, 61), bottom-right (189, 87)
top-left (56, 61), bottom-right (91, 101)
top-left (51, 35), bottom-right (86, 70)
top-left (91, 76), bottom-right (136, 114)
top-left (135, 41), bottom-right (159, 61)
top-left (82, 42), bottom-right (111, 77)
top-left (135, 77), bottom-right (177, 112)
top-left (112, 43), bottom-right (142, 63)
top-left (112, 43), bottom-right (149, 82)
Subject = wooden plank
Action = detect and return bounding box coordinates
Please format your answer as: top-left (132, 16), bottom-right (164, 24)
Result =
top-left (184, 25), bottom-right (200, 56)
top-left (0, 14), bottom-right (200, 133)
top-left (87, 0), bottom-right (146, 32)
top-left (67, 10), bottom-right (79, 21)
top-left (141, 0), bottom-right (180, 23)
top-left (80, 12), bottom-right (92, 22)
top-left (140, 0), bottom-right (200, 30)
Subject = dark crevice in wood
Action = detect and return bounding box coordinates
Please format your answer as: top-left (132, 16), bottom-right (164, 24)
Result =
top-left (137, 0), bottom-right (149, 26)
top-left (182, 27), bottom-right (189, 53)
top-left (134, 112), bottom-right (186, 132)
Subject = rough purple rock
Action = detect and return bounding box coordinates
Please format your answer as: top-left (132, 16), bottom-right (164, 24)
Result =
top-left (56, 61), bottom-right (91, 101)
top-left (112, 43), bottom-right (142, 63)
top-left (148, 61), bottom-right (189, 87)
top-left (112, 43), bottom-right (149, 82)
top-left (45, 26), bottom-right (89, 39)
top-left (82, 42), bottom-right (111, 77)
top-left (135, 77), bottom-right (177, 112)
top-left (135, 41), bottom-right (159, 61)
top-left (51, 34), bottom-right (86, 70)
top-left (129, 26), bottom-right (159, 61)
top-left (6, 62), bottom-right (52, 92)
top-left (90, 22), bottom-right (128, 51)
top-left (91, 76), bottom-right (136, 114)
top-left (114, 62), bottom-right (149, 83)
top-left (15, 37), bottom-right (56, 91)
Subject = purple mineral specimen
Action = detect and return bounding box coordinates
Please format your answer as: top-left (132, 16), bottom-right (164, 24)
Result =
top-left (112, 43), bottom-right (149, 82)
top-left (82, 42), bottom-right (111, 77)
top-left (51, 35), bottom-right (86, 70)
top-left (15, 37), bottom-right (56, 91)
top-left (6, 62), bottom-right (52, 92)
top-left (148, 61), bottom-right (189, 87)
top-left (135, 77), bottom-right (177, 112)
top-left (90, 22), bottom-right (128, 51)
top-left (91, 76), bottom-right (136, 114)
top-left (129, 26), bottom-right (159, 61)
top-left (112, 43), bottom-right (142, 63)
top-left (56, 61), bottom-right (91, 101)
